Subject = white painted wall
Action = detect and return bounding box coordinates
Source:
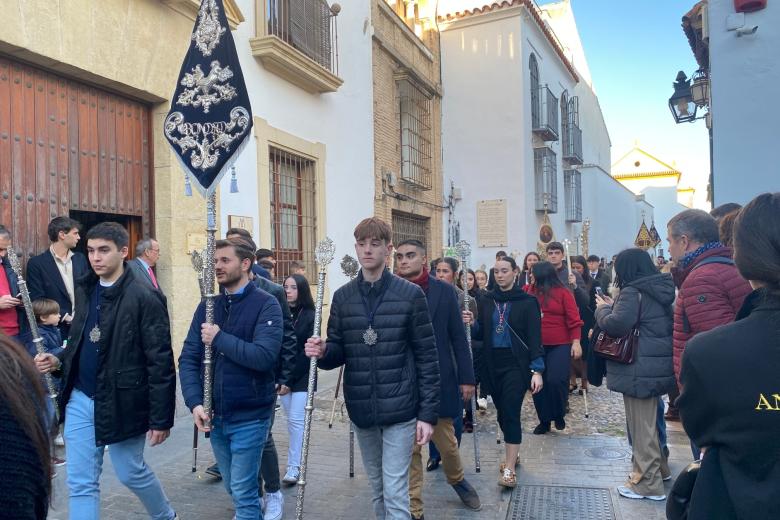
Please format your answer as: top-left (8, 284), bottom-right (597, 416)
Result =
top-left (708, 0), bottom-right (779, 206)
top-left (216, 0), bottom-right (375, 287)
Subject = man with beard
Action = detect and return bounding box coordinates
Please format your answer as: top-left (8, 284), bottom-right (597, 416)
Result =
top-left (305, 217), bottom-right (440, 520)
top-left (179, 237), bottom-right (282, 520)
top-left (395, 239), bottom-right (481, 519)
top-left (35, 222), bottom-right (177, 520)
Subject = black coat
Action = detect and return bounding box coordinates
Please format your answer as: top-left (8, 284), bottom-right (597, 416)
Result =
top-left (289, 305), bottom-right (315, 393)
top-left (56, 266), bottom-right (175, 446)
top-left (252, 276), bottom-right (296, 388)
top-left (426, 278), bottom-right (475, 418)
top-left (26, 249), bottom-right (89, 337)
top-left (320, 269), bottom-right (440, 428)
top-left (678, 292), bottom-right (780, 520)
top-left (474, 286), bottom-right (544, 395)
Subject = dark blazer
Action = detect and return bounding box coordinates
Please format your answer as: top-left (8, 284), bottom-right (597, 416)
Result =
top-left (127, 258), bottom-right (161, 293)
top-left (26, 249), bottom-right (88, 336)
top-left (426, 277), bottom-right (476, 419)
top-left (56, 266), bottom-right (175, 446)
top-left (678, 291), bottom-right (780, 520)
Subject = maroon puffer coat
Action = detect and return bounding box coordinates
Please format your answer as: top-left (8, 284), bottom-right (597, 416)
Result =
top-left (672, 247), bottom-right (752, 386)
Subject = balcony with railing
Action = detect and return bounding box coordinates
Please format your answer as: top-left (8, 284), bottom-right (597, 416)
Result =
top-left (563, 122), bottom-right (583, 165)
top-left (250, 0), bottom-right (343, 94)
top-left (534, 147), bottom-right (558, 213)
top-left (532, 85), bottom-right (559, 142)
top-left (564, 169), bottom-right (582, 222)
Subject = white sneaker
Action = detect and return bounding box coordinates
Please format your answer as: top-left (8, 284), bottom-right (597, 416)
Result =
top-left (264, 491), bottom-right (283, 520)
top-left (54, 433), bottom-right (65, 447)
top-left (617, 485), bottom-right (666, 501)
top-left (282, 466), bottom-right (300, 485)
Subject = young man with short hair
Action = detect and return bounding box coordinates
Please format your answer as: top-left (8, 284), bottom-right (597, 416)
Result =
top-left (305, 217), bottom-right (440, 520)
top-left (395, 239), bottom-right (480, 519)
top-left (586, 254), bottom-right (610, 293)
top-left (546, 242), bottom-right (588, 304)
top-left (179, 238), bottom-right (283, 520)
top-left (35, 222), bottom-right (177, 520)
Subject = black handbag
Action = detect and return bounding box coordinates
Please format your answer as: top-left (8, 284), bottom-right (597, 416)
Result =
top-left (666, 460), bottom-right (701, 520)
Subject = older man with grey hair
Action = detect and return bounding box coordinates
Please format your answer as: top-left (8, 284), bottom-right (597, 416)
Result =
top-left (129, 238), bottom-right (162, 293)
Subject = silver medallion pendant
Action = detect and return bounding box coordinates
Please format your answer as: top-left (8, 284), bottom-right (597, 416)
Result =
top-left (495, 324), bottom-right (505, 334)
top-left (363, 326), bottom-right (378, 346)
top-left (89, 324), bottom-right (101, 343)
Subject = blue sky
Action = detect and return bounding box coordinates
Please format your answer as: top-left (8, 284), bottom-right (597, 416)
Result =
top-left (564, 0), bottom-right (710, 207)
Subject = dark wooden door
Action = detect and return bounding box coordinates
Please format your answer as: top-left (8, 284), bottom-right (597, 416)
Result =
top-left (0, 57), bottom-right (152, 267)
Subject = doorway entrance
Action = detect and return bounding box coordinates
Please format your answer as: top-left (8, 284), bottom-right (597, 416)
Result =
top-left (70, 211), bottom-right (143, 260)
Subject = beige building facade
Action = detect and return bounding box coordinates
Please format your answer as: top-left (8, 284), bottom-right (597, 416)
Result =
top-left (0, 0), bottom-right (245, 355)
top-left (371, 0), bottom-right (444, 254)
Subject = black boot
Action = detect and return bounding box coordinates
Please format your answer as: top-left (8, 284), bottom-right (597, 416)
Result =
top-left (533, 422), bottom-right (550, 435)
top-left (451, 479), bottom-right (482, 510)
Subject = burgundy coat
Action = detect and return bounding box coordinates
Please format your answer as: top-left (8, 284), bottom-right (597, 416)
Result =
top-left (671, 247), bottom-right (752, 385)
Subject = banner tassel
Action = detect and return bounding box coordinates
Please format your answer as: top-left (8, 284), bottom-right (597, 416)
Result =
top-left (229, 166), bottom-right (238, 193)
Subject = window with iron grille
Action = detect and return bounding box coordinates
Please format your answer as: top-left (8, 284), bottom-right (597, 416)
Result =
top-left (398, 78), bottom-right (433, 190)
top-left (269, 146), bottom-right (317, 283)
top-left (266, 0), bottom-right (338, 75)
top-left (562, 96), bottom-right (583, 165)
top-left (534, 147), bottom-right (558, 213)
top-left (564, 169), bottom-right (582, 222)
top-left (530, 54), bottom-right (540, 129)
top-left (392, 211), bottom-right (429, 251)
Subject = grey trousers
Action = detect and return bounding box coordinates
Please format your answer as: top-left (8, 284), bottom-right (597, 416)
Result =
top-left (354, 418), bottom-right (417, 520)
top-left (624, 394), bottom-right (665, 496)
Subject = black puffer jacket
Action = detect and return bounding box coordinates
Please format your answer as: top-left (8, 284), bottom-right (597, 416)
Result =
top-left (57, 266), bottom-right (175, 446)
top-left (594, 273), bottom-right (676, 398)
top-left (320, 269), bottom-right (440, 428)
top-left (253, 276), bottom-right (297, 387)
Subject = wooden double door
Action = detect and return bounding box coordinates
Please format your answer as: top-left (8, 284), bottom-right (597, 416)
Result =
top-left (0, 56), bottom-right (152, 265)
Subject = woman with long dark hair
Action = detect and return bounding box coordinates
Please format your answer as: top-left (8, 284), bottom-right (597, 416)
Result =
top-left (465, 256), bottom-right (544, 488)
top-left (0, 335), bottom-right (52, 519)
top-left (527, 261), bottom-right (583, 434)
top-left (520, 252), bottom-right (541, 286)
top-left (280, 274), bottom-right (316, 484)
top-left (677, 193), bottom-right (780, 519)
top-left (569, 255), bottom-right (594, 395)
top-left (595, 248), bottom-right (675, 501)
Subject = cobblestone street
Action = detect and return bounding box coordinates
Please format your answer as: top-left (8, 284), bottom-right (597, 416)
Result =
top-left (48, 369), bottom-right (690, 519)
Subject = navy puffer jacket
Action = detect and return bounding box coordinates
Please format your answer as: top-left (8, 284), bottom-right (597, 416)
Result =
top-left (320, 270), bottom-right (440, 428)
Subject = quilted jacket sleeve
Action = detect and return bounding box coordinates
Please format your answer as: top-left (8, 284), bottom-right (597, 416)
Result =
top-left (320, 295), bottom-right (346, 370)
top-left (212, 296), bottom-right (283, 373)
top-left (595, 288), bottom-right (640, 338)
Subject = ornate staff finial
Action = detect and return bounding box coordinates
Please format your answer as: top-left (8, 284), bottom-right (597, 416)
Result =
top-left (340, 254), bottom-right (359, 279)
top-left (315, 237), bottom-right (336, 268)
top-left (454, 240), bottom-right (471, 259)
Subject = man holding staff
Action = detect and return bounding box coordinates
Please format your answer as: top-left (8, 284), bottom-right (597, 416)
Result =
top-left (305, 217), bottom-right (440, 520)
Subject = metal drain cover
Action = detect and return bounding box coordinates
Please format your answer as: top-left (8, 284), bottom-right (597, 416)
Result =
top-left (507, 485), bottom-right (615, 520)
top-left (584, 446), bottom-right (631, 460)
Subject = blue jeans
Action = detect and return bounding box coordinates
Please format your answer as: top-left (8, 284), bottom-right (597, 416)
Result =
top-left (64, 389), bottom-right (174, 520)
top-left (210, 417), bottom-right (271, 520)
top-left (354, 418), bottom-right (417, 520)
top-left (428, 414), bottom-right (462, 460)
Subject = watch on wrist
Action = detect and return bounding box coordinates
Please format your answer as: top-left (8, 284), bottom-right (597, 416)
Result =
top-left (530, 370), bottom-right (541, 376)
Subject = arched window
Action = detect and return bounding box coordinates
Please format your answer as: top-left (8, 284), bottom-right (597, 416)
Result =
top-left (560, 89), bottom-right (569, 152)
top-left (530, 54), bottom-right (540, 129)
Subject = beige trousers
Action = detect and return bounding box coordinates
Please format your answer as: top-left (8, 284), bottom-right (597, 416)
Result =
top-left (408, 417), bottom-right (464, 517)
top-left (624, 394), bottom-right (665, 496)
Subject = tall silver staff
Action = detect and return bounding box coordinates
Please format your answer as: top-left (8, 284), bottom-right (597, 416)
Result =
top-left (337, 255), bottom-right (359, 478)
top-left (202, 196), bottom-right (218, 428)
top-left (7, 247), bottom-right (59, 420)
top-left (190, 249), bottom-right (206, 473)
top-left (454, 240), bottom-right (480, 473)
top-left (296, 237), bottom-right (335, 520)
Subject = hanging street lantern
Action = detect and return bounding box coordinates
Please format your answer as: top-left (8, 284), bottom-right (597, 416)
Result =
top-left (669, 71), bottom-right (698, 123)
top-left (691, 69), bottom-right (710, 107)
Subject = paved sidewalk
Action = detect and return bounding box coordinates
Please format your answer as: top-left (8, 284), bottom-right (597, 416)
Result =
top-left (48, 370), bottom-right (691, 519)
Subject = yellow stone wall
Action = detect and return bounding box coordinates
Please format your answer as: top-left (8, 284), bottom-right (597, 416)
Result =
top-left (371, 0), bottom-right (444, 252)
top-left (0, 0), bottom-right (227, 357)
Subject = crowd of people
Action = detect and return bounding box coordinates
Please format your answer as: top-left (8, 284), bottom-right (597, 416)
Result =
top-left (1, 192), bottom-right (778, 520)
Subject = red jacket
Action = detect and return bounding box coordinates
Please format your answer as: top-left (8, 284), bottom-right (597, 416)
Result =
top-left (527, 285), bottom-right (583, 346)
top-left (672, 247), bottom-right (752, 385)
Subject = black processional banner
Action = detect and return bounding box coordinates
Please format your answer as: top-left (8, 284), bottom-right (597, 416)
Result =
top-left (164, 0), bottom-right (253, 195)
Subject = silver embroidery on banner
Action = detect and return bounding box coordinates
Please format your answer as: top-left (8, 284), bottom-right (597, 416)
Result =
top-left (177, 61), bottom-right (237, 114)
top-left (164, 107), bottom-right (251, 171)
top-left (192, 0), bottom-right (225, 57)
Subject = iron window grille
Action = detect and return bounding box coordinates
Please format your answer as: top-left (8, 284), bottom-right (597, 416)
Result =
top-left (398, 78), bottom-right (433, 190)
top-left (534, 147), bottom-right (558, 213)
top-left (530, 54), bottom-right (540, 133)
top-left (266, 0), bottom-right (339, 75)
top-left (392, 211), bottom-right (429, 251)
top-left (269, 146), bottom-right (317, 283)
top-left (532, 85), bottom-right (559, 141)
top-left (564, 169), bottom-right (582, 222)
top-left (562, 96), bottom-right (583, 165)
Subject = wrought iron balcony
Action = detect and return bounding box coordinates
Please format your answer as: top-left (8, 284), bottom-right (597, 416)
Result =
top-left (532, 85), bottom-right (559, 142)
top-left (563, 122), bottom-right (583, 165)
top-left (534, 147), bottom-right (558, 213)
top-left (265, 0), bottom-right (339, 75)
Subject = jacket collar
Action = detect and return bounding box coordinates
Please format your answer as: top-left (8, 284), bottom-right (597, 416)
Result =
top-left (221, 278), bottom-right (256, 304)
top-left (77, 263), bottom-right (134, 299)
top-left (672, 245), bottom-right (733, 288)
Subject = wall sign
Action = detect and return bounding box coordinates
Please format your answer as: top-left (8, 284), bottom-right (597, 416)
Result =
top-left (227, 215), bottom-right (254, 235)
top-left (477, 199), bottom-right (508, 247)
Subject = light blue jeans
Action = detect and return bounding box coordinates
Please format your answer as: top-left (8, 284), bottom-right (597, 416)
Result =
top-left (354, 418), bottom-right (417, 520)
top-left (63, 389), bottom-right (174, 520)
top-left (210, 417), bottom-right (271, 520)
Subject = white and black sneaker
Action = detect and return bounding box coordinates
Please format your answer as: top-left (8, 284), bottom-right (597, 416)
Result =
top-left (617, 485), bottom-right (665, 501)
top-left (282, 466), bottom-right (300, 485)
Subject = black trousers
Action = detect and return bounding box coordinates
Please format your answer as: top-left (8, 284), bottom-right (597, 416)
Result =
top-left (489, 348), bottom-right (527, 444)
top-left (258, 404), bottom-right (280, 494)
top-left (532, 344), bottom-right (571, 423)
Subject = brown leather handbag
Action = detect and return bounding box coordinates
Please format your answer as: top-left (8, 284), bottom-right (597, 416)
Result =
top-left (593, 293), bottom-right (641, 364)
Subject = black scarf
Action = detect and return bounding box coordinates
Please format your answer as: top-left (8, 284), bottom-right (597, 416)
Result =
top-left (488, 285), bottom-right (530, 303)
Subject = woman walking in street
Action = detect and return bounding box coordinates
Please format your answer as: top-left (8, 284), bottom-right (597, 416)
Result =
top-left (527, 261), bottom-right (583, 434)
top-left (520, 252), bottom-right (541, 287)
top-left (464, 256), bottom-right (544, 488)
top-left (279, 274), bottom-right (316, 484)
top-left (594, 248), bottom-right (675, 501)
top-left (677, 193), bottom-right (780, 519)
